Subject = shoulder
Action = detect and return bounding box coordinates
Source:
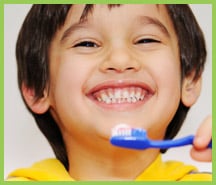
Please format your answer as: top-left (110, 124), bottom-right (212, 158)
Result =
top-left (179, 172), bottom-right (212, 181)
top-left (136, 155), bottom-right (212, 181)
top-left (6, 158), bottom-right (74, 181)
top-left (163, 159), bottom-right (212, 181)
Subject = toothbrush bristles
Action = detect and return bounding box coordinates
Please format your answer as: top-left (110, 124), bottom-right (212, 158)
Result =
top-left (111, 124), bottom-right (133, 137)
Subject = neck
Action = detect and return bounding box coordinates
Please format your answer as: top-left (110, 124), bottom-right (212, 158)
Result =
top-left (65, 136), bottom-right (159, 180)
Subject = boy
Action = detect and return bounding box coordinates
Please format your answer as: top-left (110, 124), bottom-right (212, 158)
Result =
top-left (7, 4), bottom-right (212, 181)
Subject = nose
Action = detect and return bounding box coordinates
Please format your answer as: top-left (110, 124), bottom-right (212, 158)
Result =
top-left (99, 46), bottom-right (141, 73)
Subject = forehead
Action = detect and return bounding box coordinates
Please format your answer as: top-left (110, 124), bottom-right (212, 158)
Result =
top-left (57, 4), bottom-right (177, 44)
top-left (64, 4), bottom-right (173, 27)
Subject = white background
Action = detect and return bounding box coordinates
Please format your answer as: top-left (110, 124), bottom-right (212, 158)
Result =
top-left (4, 4), bottom-right (212, 178)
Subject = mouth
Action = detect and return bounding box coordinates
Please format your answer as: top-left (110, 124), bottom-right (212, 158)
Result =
top-left (86, 80), bottom-right (155, 110)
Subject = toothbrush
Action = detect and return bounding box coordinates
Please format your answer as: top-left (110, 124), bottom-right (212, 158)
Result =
top-left (110, 124), bottom-right (212, 150)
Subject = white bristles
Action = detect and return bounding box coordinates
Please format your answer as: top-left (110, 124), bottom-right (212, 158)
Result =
top-left (111, 123), bottom-right (133, 137)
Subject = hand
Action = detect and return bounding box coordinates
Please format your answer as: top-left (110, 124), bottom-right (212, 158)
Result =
top-left (190, 115), bottom-right (212, 162)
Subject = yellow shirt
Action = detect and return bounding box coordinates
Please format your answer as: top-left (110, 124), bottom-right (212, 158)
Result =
top-left (7, 155), bottom-right (211, 181)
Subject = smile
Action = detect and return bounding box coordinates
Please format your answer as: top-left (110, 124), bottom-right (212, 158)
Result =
top-left (86, 80), bottom-right (155, 108)
top-left (93, 87), bottom-right (146, 104)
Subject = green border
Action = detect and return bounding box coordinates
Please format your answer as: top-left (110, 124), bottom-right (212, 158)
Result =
top-left (212, 0), bottom-right (215, 183)
top-left (0, 0), bottom-right (4, 184)
top-left (0, 0), bottom-right (215, 4)
top-left (1, 0), bottom-right (215, 185)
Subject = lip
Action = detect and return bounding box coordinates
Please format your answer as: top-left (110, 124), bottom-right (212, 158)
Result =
top-left (87, 80), bottom-right (155, 94)
top-left (86, 80), bottom-right (155, 111)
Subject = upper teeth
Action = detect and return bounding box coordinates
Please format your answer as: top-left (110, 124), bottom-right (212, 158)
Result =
top-left (93, 87), bottom-right (146, 104)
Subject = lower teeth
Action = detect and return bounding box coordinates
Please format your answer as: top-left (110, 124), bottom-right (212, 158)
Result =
top-left (99, 97), bottom-right (143, 104)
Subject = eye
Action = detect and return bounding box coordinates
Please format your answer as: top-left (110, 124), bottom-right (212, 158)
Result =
top-left (73, 41), bottom-right (99, 48)
top-left (136, 38), bottom-right (161, 44)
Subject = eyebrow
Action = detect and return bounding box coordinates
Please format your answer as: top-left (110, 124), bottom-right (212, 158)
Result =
top-left (137, 16), bottom-right (171, 38)
top-left (60, 20), bottom-right (89, 43)
top-left (61, 4), bottom-right (122, 43)
top-left (60, 15), bottom-right (171, 43)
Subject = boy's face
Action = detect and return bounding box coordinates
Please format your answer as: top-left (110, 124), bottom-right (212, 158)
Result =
top-left (47, 5), bottom-right (181, 143)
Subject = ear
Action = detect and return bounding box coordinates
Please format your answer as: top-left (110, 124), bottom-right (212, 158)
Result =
top-left (22, 83), bottom-right (50, 114)
top-left (181, 74), bottom-right (202, 107)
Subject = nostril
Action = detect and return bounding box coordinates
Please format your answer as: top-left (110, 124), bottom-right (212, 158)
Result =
top-left (126, 67), bottom-right (135, 70)
top-left (106, 67), bottom-right (136, 73)
top-left (99, 55), bottom-right (142, 73)
top-left (107, 67), bottom-right (116, 71)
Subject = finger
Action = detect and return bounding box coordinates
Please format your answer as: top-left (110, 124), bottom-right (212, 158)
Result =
top-left (190, 147), bottom-right (212, 162)
top-left (193, 115), bottom-right (212, 149)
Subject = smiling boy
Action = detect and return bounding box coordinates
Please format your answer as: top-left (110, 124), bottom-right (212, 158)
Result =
top-left (7, 4), bottom-right (212, 181)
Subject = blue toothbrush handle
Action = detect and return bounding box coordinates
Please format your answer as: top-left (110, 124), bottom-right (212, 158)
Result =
top-left (110, 128), bottom-right (212, 150)
top-left (208, 139), bottom-right (212, 148)
top-left (150, 135), bottom-right (212, 149)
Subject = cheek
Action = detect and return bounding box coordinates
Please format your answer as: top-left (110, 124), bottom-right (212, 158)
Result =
top-left (51, 63), bottom-right (83, 98)
top-left (147, 51), bottom-right (182, 134)
top-left (48, 65), bottom-right (90, 143)
top-left (151, 49), bottom-right (181, 93)
top-left (49, 52), bottom-right (93, 99)
top-left (48, 55), bottom-right (91, 121)
top-left (156, 62), bottom-right (181, 116)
